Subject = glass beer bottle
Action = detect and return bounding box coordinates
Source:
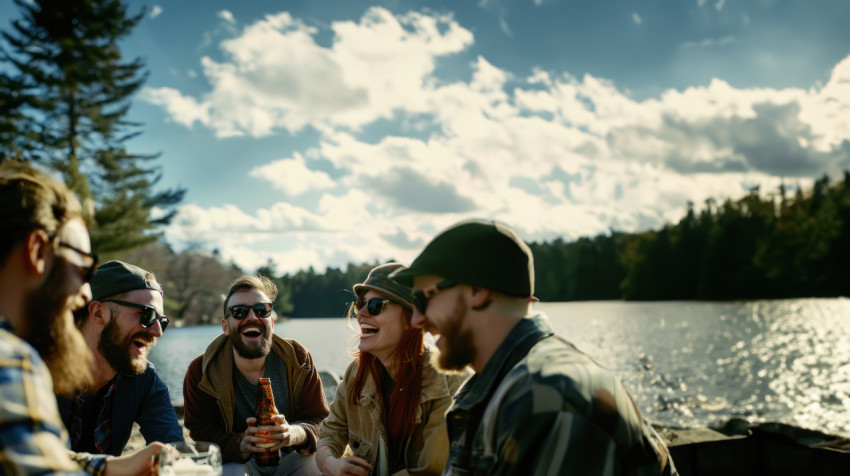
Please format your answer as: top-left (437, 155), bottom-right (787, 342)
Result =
top-left (254, 377), bottom-right (280, 467)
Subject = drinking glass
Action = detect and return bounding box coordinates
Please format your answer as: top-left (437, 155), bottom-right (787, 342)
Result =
top-left (156, 442), bottom-right (222, 475)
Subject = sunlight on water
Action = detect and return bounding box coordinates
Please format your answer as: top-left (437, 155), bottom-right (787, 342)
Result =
top-left (150, 298), bottom-right (850, 435)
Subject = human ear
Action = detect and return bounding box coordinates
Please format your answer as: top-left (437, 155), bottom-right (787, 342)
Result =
top-left (89, 301), bottom-right (107, 324)
top-left (469, 287), bottom-right (493, 311)
top-left (25, 229), bottom-right (52, 276)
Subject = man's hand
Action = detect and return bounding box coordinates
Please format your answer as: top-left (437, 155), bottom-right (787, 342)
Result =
top-left (241, 415), bottom-right (307, 457)
top-left (104, 442), bottom-right (165, 476)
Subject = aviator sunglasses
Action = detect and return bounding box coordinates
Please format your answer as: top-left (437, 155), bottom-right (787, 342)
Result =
top-left (411, 280), bottom-right (457, 315)
top-left (356, 296), bottom-right (402, 316)
top-left (227, 303), bottom-right (273, 320)
top-left (100, 299), bottom-right (169, 331)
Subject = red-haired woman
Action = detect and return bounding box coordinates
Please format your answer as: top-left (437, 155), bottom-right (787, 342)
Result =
top-left (316, 263), bottom-right (469, 476)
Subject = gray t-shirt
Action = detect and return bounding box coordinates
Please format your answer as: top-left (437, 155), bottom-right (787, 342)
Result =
top-left (232, 352), bottom-right (290, 432)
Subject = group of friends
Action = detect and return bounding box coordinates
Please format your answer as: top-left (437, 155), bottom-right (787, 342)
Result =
top-left (0, 159), bottom-right (678, 475)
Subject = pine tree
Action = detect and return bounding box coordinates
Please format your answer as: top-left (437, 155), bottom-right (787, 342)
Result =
top-left (0, 0), bottom-right (184, 252)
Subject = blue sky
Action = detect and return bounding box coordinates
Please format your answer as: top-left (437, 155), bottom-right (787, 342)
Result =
top-left (4, 0), bottom-right (850, 274)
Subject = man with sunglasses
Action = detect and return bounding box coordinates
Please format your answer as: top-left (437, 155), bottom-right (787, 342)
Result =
top-left (183, 275), bottom-right (329, 475)
top-left (391, 219), bottom-right (677, 476)
top-left (57, 260), bottom-right (184, 456)
top-left (0, 160), bottom-right (164, 474)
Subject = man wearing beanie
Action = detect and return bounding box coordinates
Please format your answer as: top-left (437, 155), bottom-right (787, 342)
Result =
top-left (57, 260), bottom-right (184, 456)
top-left (391, 219), bottom-right (677, 476)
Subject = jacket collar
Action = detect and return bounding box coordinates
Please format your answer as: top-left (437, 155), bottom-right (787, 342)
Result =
top-left (356, 344), bottom-right (454, 405)
top-left (452, 313), bottom-right (553, 410)
top-left (199, 332), bottom-right (301, 397)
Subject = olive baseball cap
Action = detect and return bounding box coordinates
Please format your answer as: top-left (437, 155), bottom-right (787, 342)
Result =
top-left (391, 219), bottom-right (537, 300)
top-left (91, 260), bottom-right (163, 301)
top-left (354, 263), bottom-right (414, 310)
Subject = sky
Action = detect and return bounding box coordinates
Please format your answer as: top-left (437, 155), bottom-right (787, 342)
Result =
top-left (4, 0), bottom-right (850, 275)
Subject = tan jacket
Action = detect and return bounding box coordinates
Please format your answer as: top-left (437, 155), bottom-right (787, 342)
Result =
top-left (318, 346), bottom-right (470, 476)
top-left (183, 333), bottom-right (329, 463)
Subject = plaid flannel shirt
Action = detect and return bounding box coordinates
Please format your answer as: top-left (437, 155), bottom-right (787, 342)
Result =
top-left (0, 323), bottom-right (108, 475)
top-left (443, 314), bottom-right (678, 476)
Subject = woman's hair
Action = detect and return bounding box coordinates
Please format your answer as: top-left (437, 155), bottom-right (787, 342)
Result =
top-left (349, 304), bottom-right (425, 440)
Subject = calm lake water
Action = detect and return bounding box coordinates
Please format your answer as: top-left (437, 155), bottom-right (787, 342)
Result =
top-left (149, 299), bottom-right (850, 436)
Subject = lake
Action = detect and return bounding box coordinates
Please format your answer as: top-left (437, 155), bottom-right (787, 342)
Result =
top-left (149, 299), bottom-right (850, 436)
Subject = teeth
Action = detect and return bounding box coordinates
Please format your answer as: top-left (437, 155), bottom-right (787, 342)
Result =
top-left (361, 324), bottom-right (377, 330)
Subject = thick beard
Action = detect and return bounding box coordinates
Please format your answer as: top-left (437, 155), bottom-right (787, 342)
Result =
top-left (98, 315), bottom-right (151, 375)
top-left (229, 320), bottom-right (272, 359)
top-left (25, 257), bottom-right (94, 396)
top-left (432, 296), bottom-right (475, 372)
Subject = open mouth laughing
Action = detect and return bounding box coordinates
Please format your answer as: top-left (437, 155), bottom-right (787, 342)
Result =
top-left (360, 323), bottom-right (379, 336)
top-left (131, 334), bottom-right (155, 353)
top-left (240, 323), bottom-right (265, 339)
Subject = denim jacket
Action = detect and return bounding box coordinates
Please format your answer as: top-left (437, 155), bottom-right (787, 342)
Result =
top-left (443, 314), bottom-right (677, 476)
top-left (57, 361), bottom-right (184, 456)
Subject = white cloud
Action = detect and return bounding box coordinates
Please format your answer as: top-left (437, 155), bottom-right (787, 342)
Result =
top-left (715, 0), bottom-right (725, 11)
top-left (144, 7), bottom-right (473, 138)
top-left (150, 5), bottom-right (162, 19)
top-left (632, 12), bottom-right (642, 25)
top-left (249, 153), bottom-right (336, 196)
top-left (217, 10), bottom-right (235, 24)
top-left (139, 87), bottom-right (210, 128)
top-left (153, 9), bottom-right (850, 274)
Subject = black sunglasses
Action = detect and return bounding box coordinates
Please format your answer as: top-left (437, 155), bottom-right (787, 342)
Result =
top-left (57, 242), bottom-right (99, 283)
top-left (228, 303), bottom-right (273, 320)
top-left (355, 296), bottom-right (402, 316)
top-left (411, 280), bottom-right (457, 315)
top-left (100, 299), bottom-right (169, 331)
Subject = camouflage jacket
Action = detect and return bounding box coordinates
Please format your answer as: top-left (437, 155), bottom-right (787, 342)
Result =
top-left (442, 314), bottom-right (677, 476)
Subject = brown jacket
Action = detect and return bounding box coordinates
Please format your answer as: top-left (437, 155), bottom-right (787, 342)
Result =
top-left (183, 333), bottom-right (330, 463)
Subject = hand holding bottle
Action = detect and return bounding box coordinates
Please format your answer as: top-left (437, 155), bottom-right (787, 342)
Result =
top-left (243, 415), bottom-right (307, 452)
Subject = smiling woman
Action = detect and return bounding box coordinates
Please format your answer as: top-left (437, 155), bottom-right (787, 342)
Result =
top-left (316, 263), bottom-right (469, 476)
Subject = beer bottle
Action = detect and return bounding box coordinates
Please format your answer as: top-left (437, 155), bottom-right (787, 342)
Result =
top-left (254, 377), bottom-right (280, 467)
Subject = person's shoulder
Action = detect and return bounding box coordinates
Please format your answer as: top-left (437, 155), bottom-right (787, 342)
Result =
top-left (0, 331), bottom-right (56, 410)
top-left (496, 335), bottom-right (620, 412)
top-left (524, 334), bottom-right (611, 378)
top-left (341, 358), bottom-right (359, 381)
top-left (185, 352), bottom-right (206, 377)
top-left (0, 329), bottom-right (44, 366)
top-left (272, 334), bottom-right (315, 363)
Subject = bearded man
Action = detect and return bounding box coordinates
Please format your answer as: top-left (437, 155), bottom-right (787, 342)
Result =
top-left (183, 275), bottom-right (328, 476)
top-left (391, 219), bottom-right (678, 476)
top-left (0, 160), bottom-right (163, 474)
top-left (57, 260), bottom-right (184, 455)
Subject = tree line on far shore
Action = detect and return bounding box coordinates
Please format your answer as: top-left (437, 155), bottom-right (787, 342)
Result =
top-left (118, 170), bottom-right (848, 324)
top-left (532, 172), bottom-right (850, 302)
top-left (268, 171), bottom-right (850, 317)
